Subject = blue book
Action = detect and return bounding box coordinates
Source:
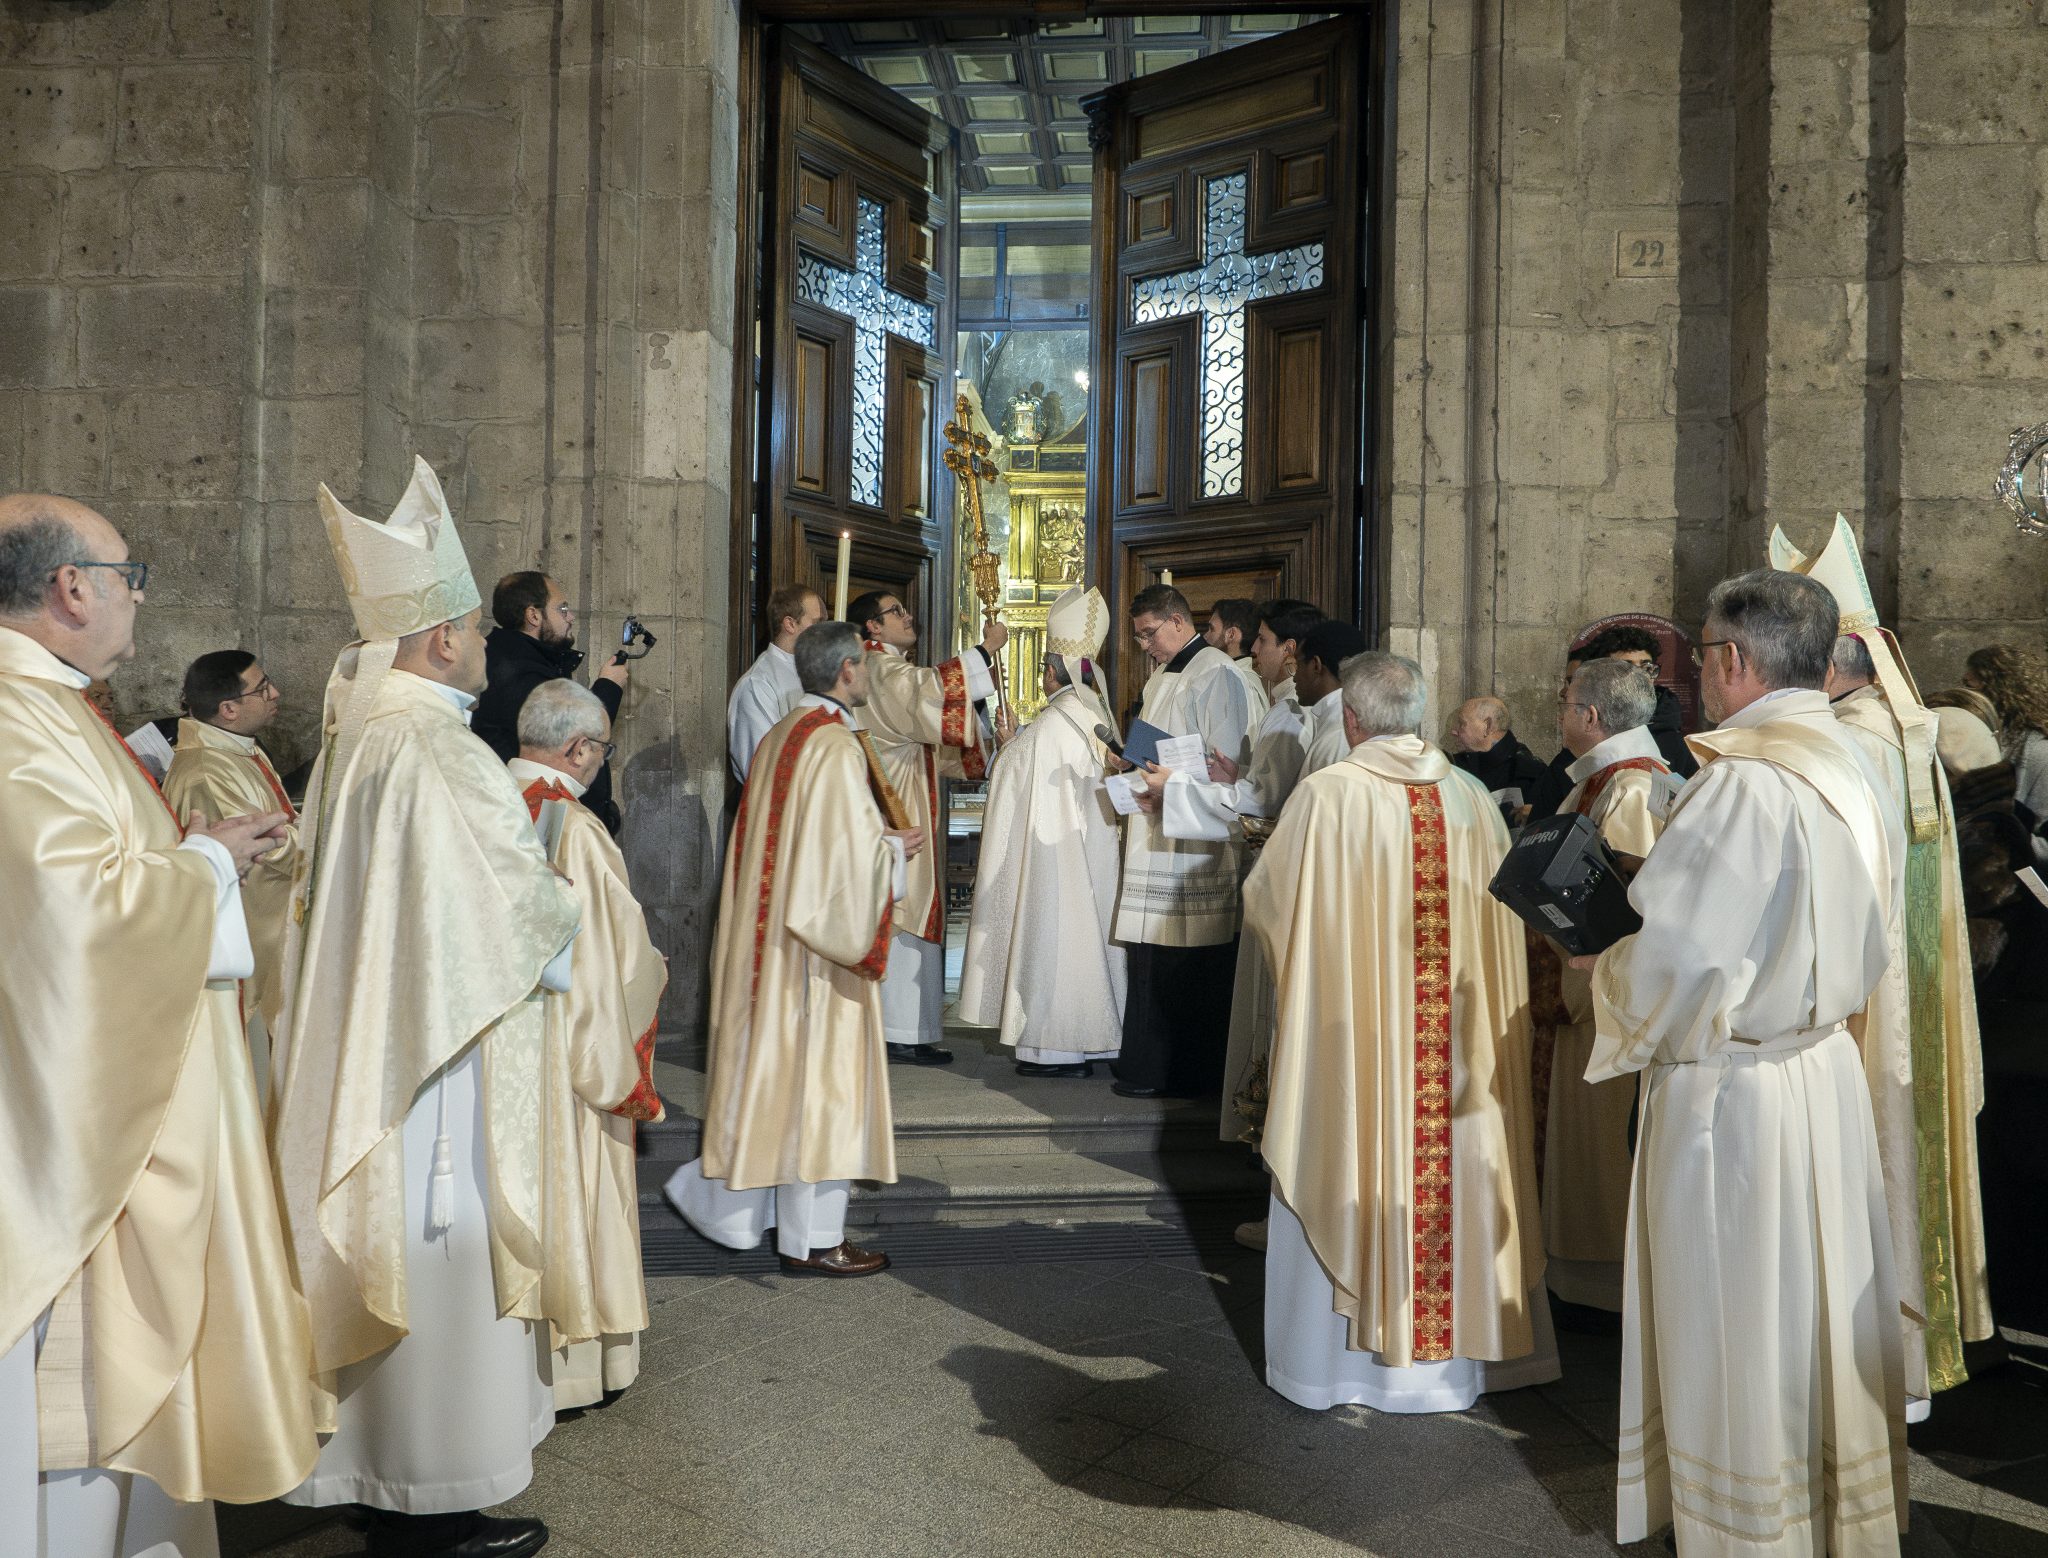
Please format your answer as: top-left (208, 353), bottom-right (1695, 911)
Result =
top-left (1119, 717), bottom-right (1176, 769)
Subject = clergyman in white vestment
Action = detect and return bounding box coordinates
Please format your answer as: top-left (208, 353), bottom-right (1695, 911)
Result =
top-left (668, 621), bottom-right (914, 1276)
top-left (959, 585), bottom-right (1125, 1074)
top-left (1112, 583), bottom-right (1252, 1097)
top-left (1540, 659), bottom-right (1681, 1313)
top-left (1246, 653), bottom-right (1557, 1414)
top-left (727, 582), bottom-right (822, 784)
top-left (270, 461), bottom-right (580, 1556)
top-left (1585, 569), bottom-right (1907, 1555)
top-left (0, 494), bottom-right (316, 1558)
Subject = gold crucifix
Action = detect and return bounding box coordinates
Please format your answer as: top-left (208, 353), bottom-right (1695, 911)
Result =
top-left (943, 394), bottom-right (1009, 726)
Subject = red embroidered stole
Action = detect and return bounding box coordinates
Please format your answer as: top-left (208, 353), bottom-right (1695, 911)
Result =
top-left (83, 699), bottom-right (182, 835)
top-left (520, 777), bottom-right (580, 820)
top-left (1572, 755), bottom-right (1667, 818)
top-left (1407, 782), bottom-right (1455, 1362)
top-left (251, 747), bottom-right (298, 820)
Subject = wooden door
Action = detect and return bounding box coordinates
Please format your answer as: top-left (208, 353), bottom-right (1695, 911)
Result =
top-left (757, 33), bottom-right (957, 645)
top-left (1084, 16), bottom-right (1370, 710)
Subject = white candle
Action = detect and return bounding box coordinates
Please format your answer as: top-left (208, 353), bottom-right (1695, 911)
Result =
top-left (834, 531), bottom-right (852, 621)
top-left (1161, 567), bottom-right (1173, 587)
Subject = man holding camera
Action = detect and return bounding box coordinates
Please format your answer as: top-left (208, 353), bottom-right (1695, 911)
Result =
top-left (475, 572), bottom-right (632, 835)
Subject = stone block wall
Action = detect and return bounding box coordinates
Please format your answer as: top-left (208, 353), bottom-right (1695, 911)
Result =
top-left (0, 0), bottom-right (741, 1037)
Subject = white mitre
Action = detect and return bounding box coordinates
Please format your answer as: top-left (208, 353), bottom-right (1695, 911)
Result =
top-left (317, 456), bottom-right (481, 642)
top-left (1046, 583), bottom-right (1114, 733)
top-left (1768, 512), bottom-right (1938, 839)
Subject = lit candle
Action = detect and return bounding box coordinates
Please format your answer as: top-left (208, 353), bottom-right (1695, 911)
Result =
top-left (1161, 567), bottom-right (1173, 587)
top-left (834, 531), bottom-right (852, 622)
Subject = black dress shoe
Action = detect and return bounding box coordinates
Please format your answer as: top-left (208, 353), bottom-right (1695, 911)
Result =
top-left (1015, 1060), bottom-right (1094, 1078)
top-left (1111, 1081), bottom-right (1168, 1098)
top-left (887, 1042), bottom-right (954, 1066)
top-left (366, 1510), bottom-right (549, 1558)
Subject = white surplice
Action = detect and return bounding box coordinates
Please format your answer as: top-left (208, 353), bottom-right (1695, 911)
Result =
top-left (727, 643), bottom-right (803, 784)
top-left (1588, 689), bottom-right (1907, 1555)
top-left (1230, 655), bottom-right (1270, 726)
top-left (1299, 688), bottom-right (1349, 778)
top-left (1153, 678), bottom-right (1308, 1139)
top-left (957, 685), bottom-right (1126, 1064)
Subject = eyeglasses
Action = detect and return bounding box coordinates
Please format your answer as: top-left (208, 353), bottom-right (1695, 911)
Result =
top-left (582, 738), bottom-right (618, 763)
top-left (60, 560), bottom-right (149, 592)
top-left (235, 675), bottom-right (277, 701)
top-left (1691, 638), bottom-right (1736, 669)
top-left (878, 605), bottom-right (909, 621)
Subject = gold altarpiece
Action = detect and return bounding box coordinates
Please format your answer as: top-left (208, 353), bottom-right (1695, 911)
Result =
top-left (992, 414), bottom-right (1088, 716)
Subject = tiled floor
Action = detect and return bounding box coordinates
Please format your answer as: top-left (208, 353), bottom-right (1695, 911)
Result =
top-left (222, 1250), bottom-right (2048, 1557)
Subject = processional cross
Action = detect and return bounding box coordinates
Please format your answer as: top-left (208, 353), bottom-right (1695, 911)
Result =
top-left (943, 397), bottom-right (1010, 730)
top-left (1130, 172), bottom-right (1325, 499)
top-left (796, 197), bottom-right (937, 508)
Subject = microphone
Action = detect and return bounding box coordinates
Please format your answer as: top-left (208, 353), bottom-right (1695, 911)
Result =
top-left (1093, 723), bottom-right (1126, 761)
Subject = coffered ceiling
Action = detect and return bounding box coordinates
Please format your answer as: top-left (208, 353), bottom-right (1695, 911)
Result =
top-left (786, 14), bottom-right (1331, 201)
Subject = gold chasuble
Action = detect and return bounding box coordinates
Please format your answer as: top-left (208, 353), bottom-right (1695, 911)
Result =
top-left (701, 704), bottom-right (901, 1190)
top-left (0, 627), bottom-right (316, 1502)
top-left (164, 717), bottom-right (301, 1028)
top-left (1246, 737), bottom-right (1543, 1363)
top-left (515, 771), bottom-right (667, 1384)
top-left (273, 670), bottom-right (580, 1396)
top-left (859, 643), bottom-right (987, 943)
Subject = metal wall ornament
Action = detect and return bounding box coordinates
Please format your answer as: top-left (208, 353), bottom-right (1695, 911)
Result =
top-left (1995, 421), bottom-right (2048, 537)
top-left (1129, 170), bottom-right (1325, 499)
top-left (795, 196), bottom-right (937, 508)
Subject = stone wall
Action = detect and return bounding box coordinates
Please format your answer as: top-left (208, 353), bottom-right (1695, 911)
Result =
top-left (1381, 0), bottom-right (2048, 737)
top-left (0, 0), bottom-right (741, 1035)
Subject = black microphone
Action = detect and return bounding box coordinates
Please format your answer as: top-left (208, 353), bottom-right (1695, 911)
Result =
top-left (1093, 723), bottom-right (1126, 761)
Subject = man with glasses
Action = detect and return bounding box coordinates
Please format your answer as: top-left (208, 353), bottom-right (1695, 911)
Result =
top-left (476, 571), bottom-right (630, 835)
top-left (1537, 657), bottom-right (1681, 1319)
top-left (1577, 570), bottom-right (1907, 1554)
top-left (163, 649), bottom-right (300, 1101)
top-left (0, 493), bottom-right (316, 1555)
top-left (508, 680), bottom-right (668, 1409)
top-left (1111, 582), bottom-right (1253, 1099)
top-left (848, 588), bottom-right (1009, 1067)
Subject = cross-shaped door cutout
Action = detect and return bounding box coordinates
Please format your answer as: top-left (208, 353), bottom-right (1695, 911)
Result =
top-left (796, 196), bottom-right (937, 509)
top-left (1130, 172), bottom-right (1324, 499)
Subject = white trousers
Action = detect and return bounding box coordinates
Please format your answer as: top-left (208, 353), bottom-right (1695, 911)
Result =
top-left (284, 1048), bottom-right (553, 1515)
top-left (2, 1318), bottom-right (219, 1558)
top-left (664, 1158), bottom-right (850, 1259)
top-left (1263, 1195), bottom-right (1561, 1414)
top-left (879, 933), bottom-right (943, 1047)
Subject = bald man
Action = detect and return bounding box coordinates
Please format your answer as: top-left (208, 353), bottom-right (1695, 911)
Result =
top-left (0, 494), bottom-right (315, 1554)
top-left (1449, 695), bottom-right (1546, 808)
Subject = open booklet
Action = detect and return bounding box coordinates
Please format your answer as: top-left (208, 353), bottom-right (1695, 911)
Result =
top-left (1102, 722), bottom-right (1208, 815)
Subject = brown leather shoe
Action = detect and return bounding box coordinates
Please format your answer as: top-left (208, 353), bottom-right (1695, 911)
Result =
top-left (779, 1239), bottom-right (890, 1278)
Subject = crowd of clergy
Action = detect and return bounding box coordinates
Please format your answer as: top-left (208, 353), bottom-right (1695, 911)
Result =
top-left (0, 450), bottom-right (2036, 1558)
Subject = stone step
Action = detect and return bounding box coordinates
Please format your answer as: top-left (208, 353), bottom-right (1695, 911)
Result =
top-left (636, 1022), bottom-right (1265, 1231)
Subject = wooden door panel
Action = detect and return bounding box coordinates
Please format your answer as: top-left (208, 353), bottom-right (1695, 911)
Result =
top-left (1120, 343), bottom-right (1180, 513)
top-left (757, 31), bottom-right (956, 651)
top-left (1086, 15), bottom-right (1367, 713)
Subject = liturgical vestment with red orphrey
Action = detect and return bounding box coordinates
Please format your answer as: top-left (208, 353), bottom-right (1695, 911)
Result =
top-left (859, 642), bottom-right (989, 945)
top-left (1246, 736), bottom-right (1545, 1366)
top-left (513, 765), bottom-right (667, 1409)
top-left (699, 703), bottom-right (903, 1192)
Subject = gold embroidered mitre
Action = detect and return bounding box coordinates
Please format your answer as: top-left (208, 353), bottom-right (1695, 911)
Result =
top-left (316, 456), bottom-right (481, 642)
top-left (1768, 512), bottom-right (1937, 839)
top-left (1045, 584), bottom-right (1114, 732)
